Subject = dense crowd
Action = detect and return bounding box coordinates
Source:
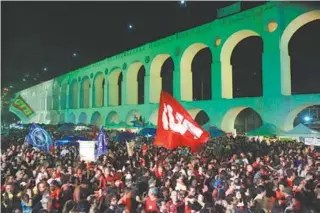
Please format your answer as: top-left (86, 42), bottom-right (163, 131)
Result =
top-left (1, 126), bottom-right (320, 213)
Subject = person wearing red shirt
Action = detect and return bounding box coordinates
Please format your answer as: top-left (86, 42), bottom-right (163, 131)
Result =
top-left (145, 187), bottom-right (159, 213)
top-left (166, 190), bottom-right (184, 213)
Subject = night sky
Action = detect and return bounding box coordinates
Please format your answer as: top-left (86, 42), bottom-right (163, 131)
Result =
top-left (2, 1), bottom-right (319, 96)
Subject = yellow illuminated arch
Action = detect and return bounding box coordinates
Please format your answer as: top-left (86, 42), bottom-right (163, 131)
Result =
top-left (93, 72), bottom-right (105, 107)
top-left (221, 107), bottom-right (250, 133)
top-left (280, 10), bottom-right (320, 96)
top-left (149, 54), bottom-right (171, 103)
top-left (80, 77), bottom-right (90, 108)
top-left (283, 104), bottom-right (318, 131)
top-left (126, 62), bottom-right (144, 105)
top-left (108, 69), bottom-right (122, 106)
top-left (180, 43), bottom-right (208, 101)
top-left (220, 30), bottom-right (260, 99)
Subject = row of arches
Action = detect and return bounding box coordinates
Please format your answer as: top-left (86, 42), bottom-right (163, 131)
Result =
top-left (40, 104), bottom-right (319, 133)
top-left (53, 12), bottom-right (319, 110)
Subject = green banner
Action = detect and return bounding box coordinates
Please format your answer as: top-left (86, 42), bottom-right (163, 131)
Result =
top-left (9, 95), bottom-right (35, 121)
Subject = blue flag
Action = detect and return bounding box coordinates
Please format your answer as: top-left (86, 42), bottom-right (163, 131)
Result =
top-left (95, 128), bottom-right (108, 158)
top-left (25, 123), bottom-right (53, 152)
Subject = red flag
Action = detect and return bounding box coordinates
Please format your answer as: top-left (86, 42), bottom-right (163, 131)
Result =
top-left (154, 91), bottom-right (210, 152)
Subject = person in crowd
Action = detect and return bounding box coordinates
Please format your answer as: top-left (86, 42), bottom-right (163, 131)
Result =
top-left (1, 126), bottom-right (320, 213)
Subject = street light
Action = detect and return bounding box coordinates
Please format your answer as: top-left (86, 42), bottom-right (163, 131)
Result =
top-left (73, 53), bottom-right (77, 57)
top-left (44, 68), bottom-right (48, 72)
top-left (304, 115), bottom-right (312, 122)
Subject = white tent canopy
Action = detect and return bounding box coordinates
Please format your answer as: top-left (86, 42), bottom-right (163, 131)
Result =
top-left (282, 123), bottom-right (320, 138)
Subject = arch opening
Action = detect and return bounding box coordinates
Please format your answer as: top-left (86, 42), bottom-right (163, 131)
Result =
top-left (221, 107), bottom-right (262, 133)
top-left (60, 84), bottom-right (67, 109)
top-left (127, 63), bottom-right (145, 105)
top-left (78, 112), bottom-right (88, 124)
top-left (284, 104), bottom-right (320, 131)
top-left (149, 54), bottom-right (174, 103)
top-left (91, 111), bottom-right (102, 127)
top-left (70, 80), bottom-right (79, 109)
top-left (80, 77), bottom-right (91, 108)
top-left (126, 110), bottom-right (142, 126)
top-left (220, 30), bottom-right (260, 99)
top-left (59, 113), bottom-right (65, 124)
top-left (280, 10), bottom-right (320, 95)
top-left (105, 111), bottom-right (120, 125)
top-left (93, 73), bottom-right (105, 107)
top-left (50, 111), bottom-right (58, 125)
top-left (187, 109), bottom-right (210, 126)
top-left (180, 43), bottom-right (209, 101)
top-left (161, 57), bottom-right (174, 96)
top-left (137, 66), bottom-right (145, 105)
top-left (68, 113), bottom-right (76, 124)
top-left (108, 69), bottom-right (122, 106)
top-left (231, 36), bottom-right (263, 98)
top-left (52, 84), bottom-right (60, 110)
top-left (38, 114), bottom-right (44, 124)
top-left (289, 20), bottom-right (320, 94)
top-left (191, 47), bottom-right (212, 101)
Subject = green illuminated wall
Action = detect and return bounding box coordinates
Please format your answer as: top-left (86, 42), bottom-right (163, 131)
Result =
top-left (16, 2), bottom-right (320, 132)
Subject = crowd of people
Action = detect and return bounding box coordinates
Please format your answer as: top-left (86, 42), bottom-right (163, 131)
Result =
top-left (1, 125), bottom-right (320, 213)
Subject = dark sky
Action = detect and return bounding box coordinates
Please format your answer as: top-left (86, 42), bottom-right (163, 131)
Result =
top-left (2, 1), bottom-right (266, 92)
top-left (2, 1), bottom-right (319, 96)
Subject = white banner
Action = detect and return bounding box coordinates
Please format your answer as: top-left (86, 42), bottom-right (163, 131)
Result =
top-left (304, 137), bottom-right (320, 146)
top-left (79, 140), bottom-right (96, 161)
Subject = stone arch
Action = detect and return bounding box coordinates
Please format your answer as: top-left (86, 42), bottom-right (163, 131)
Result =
top-left (126, 109), bottom-right (142, 125)
top-left (59, 113), bottom-right (65, 124)
top-left (70, 79), bottom-right (79, 109)
top-left (78, 112), bottom-right (88, 124)
top-left (108, 69), bottom-right (122, 106)
top-left (280, 10), bottom-right (320, 95)
top-left (187, 109), bottom-right (210, 126)
top-left (180, 43), bottom-right (209, 101)
top-left (80, 76), bottom-right (91, 108)
top-left (93, 72), bottom-right (105, 107)
top-left (38, 114), bottom-right (44, 124)
top-left (105, 111), bottom-right (120, 125)
top-left (68, 112), bottom-right (76, 124)
top-left (126, 62), bottom-right (145, 105)
top-left (90, 111), bottom-right (102, 127)
top-left (283, 104), bottom-right (320, 131)
top-left (221, 107), bottom-right (263, 133)
top-left (220, 30), bottom-right (260, 99)
top-left (149, 54), bottom-right (174, 103)
top-left (60, 84), bottom-right (67, 109)
top-left (50, 111), bottom-right (59, 125)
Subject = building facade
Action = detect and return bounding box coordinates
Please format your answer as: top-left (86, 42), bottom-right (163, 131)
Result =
top-left (16, 2), bottom-right (320, 132)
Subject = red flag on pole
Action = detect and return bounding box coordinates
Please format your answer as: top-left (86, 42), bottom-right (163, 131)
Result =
top-left (154, 92), bottom-right (210, 152)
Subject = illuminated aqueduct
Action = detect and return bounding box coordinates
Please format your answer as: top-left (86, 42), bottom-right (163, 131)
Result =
top-left (17, 2), bottom-right (320, 133)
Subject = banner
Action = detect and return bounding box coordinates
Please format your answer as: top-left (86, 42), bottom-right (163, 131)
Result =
top-left (126, 140), bottom-right (135, 157)
top-left (25, 123), bottom-right (53, 152)
top-left (79, 141), bottom-right (96, 161)
top-left (154, 92), bottom-right (210, 152)
top-left (304, 137), bottom-right (320, 146)
top-left (95, 128), bottom-right (108, 158)
top-left (10, 95), bottom-right (35, 121)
